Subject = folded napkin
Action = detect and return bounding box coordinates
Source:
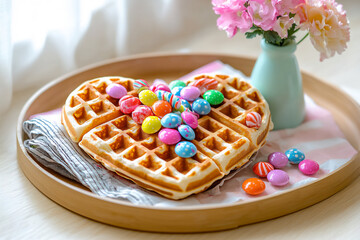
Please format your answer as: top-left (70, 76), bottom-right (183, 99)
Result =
top-left (23, 61), bottom-right (357, 207)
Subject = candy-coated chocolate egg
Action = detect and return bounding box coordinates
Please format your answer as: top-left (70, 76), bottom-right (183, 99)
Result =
top-left (180, 86), bottom-right (201, 102)
top-left (181, 111), bottom-right (198, 129)
top-left (180, 99), bottom-right (191, 110)
top-left (161, 113), bottom-right (182, 128)
top-left (151, 100), bottom-right (172, 118)
top-left (133, 79), bottom-right (149, 93)
top-left (139, 90), bottom-right (158, 106)
top-left (141, 116), bottom-right (161, 134)
top-left (192, 98), bottom-right (211, 115)
top-left (268, 152), bottom-right (288, 168)
top-left (298, 159), bottom-right (319, 175)
top-left (267, 170), bottom-right (289, 186)
top-left (178, 125), bottom-right (195, 141)
top-left (106, 83), bottom-right (127, 99)
top-left (246, 112), bottom-right (262, 129)
top-left (158, 128), bottom-right (181, 145)
top-left (285, 148), bottom-right (305, 164)
top-left (175, 141), bottom-right (197, 158)
top-left (252, 162), bottom-right (274, 178)
top-left (169, 80), bottom-right (186, 90)
top-left (171, 86), bottom-right (183, 97)
top-left (202, 90), bottom-right (224, 106)
top-left (132, 105), bottom-right (154, 124)
top-left (150, 83), bottom-right (171, 93)
top-left (242, 178), bottom-right (265, 195)
top-left (119, 95), bottom-right (141, 114)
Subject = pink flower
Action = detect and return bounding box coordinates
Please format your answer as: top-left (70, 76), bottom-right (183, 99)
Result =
top-left (301, 0), bottom-right (350, 61)
top-left (273, 16), bottom-right (295, 38)
top-left (247, 0), bottom-right (278, 31)
top-left (212, 0), bottom-right (253, 37)
top-left (274, 0), bottom-right (306, 15)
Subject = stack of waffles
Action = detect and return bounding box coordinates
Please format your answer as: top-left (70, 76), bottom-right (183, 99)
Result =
top-left (61, 74), bottom-right (273, 200)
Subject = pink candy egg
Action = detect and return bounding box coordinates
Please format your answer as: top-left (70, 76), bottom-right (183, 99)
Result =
top-left (150, 83), bottom-right (171, 93)
top-left (298, 159), bottom-right (319, 175)
top-left (190, 78), bottom-right (218, 95)
top-left (253, 162), bottom-right (274, 178)
top-left (119, 95), bottom-right (141, 114)
top-left (181, 111), bottom-right (198, 129)
top-left (158, 128), bottom-right (181, 145)
top-left (106, 83), bottom-right (127, 99)
top-left (245, 111), bottom-right (262, 129)
top-left (267, 170), bottom-right (289, 186)
top-left (132, 105), bottom-right (154, 124)
top-left (180, 86), bottom-right (200, 102)
top-left (268, 152), bottom-right (288, 168)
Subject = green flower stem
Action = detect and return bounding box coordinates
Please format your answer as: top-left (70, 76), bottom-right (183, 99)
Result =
top-left (297, 32), bottom-right (309, 45)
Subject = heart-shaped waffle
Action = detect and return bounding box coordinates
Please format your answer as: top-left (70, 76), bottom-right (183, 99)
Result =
top-left (62, 74), bottom-right (273, 199)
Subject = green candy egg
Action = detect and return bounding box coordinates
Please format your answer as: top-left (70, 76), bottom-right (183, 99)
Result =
top-left (203, 90), bottom-right (224, 106)
top-left (169, 80), bottom-right (186, 90)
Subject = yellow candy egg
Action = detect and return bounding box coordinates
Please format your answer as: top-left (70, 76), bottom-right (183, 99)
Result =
top-left (142, 116), bottom-right (161, 134)
top-left (139, 90), bottom-right (158, 106)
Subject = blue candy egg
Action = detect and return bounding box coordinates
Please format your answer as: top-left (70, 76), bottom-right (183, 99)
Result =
top-left (175, 141), bottom-right (197, 158)
top-left (181, 99), bottom-right (191, 110)
top-left (161, 113), bottom-right (182, 128)
top-left (285, 148), bottom-right (305, 164)
top-left (192, 98), bottom-right (211, 115)
top-left (171, 86), bottom-right (183, 97)
top-left (178, 125), bottom-right (195, 141)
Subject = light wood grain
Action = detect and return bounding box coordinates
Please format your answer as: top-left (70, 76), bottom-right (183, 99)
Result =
top-left (16, 54), bottom-right (360, 233)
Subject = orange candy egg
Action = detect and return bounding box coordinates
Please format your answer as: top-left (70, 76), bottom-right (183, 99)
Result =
top-left (242, 178), bottom-right (266, 195)
top-left (152, 100), bottom-right (172, 118)
top-left (252, 162), bottom-right (274, 178)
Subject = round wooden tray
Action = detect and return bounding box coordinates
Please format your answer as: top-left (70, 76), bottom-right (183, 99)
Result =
top-left (17, 53), bottom-right (360, 233)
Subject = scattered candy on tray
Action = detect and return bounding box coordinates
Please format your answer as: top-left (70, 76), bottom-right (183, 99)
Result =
top-left (285, 148), bottom-right (305, 164)
top-left (169, 80), bottom-right (186, 90)
top-left (202, 90), bottom-right (224, 106)
top-left (133, 79), bottom-right (149, 93)
top-left (142, 116), bottom-right (162, 134)
top-left (181, 111), bottom-right (198, 129)
top-left (161, 113), bottom-right (182, 128)
top-left (180, 86), bottom-right (201, 102)
top-left (158, 128), bottom-right (182, 145)
top-left (192, 98), bottom-right (211, 115)
top-left (268, 152), bottom-right (288, 169)
top-left (298, 159), bottom-right (319, 175)
top-left (175, 141), bottom-right (197, 158)
top-left (245, 111), bottom-right (262, 129)
top-left (119, 95), bottom-right (141, 114)
top-left (139, 90), bottom-right (158, 106)
top-left (152, 100), bottom-right (172, 118)
top-left (132, 105), bottom-right (154, 124)
top-left (178, 124), bottom-right (195, 141)
top-left (190, 77), bottom-right (218, 95)
top-left (253, 162), bottom-right (274, 178)
top-left (106, 83), bottom-right (127, 99)
top-left (267, 170), bottom-right (289, 186)
top-left (242, 178), bottom-right (266, 195)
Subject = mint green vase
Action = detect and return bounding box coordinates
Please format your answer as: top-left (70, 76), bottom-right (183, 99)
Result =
top-left (251, 39), bottom-right (305, 130)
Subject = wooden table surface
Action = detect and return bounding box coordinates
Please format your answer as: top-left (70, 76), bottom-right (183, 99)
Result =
top-left (1, 0), bottom-right (360, 239)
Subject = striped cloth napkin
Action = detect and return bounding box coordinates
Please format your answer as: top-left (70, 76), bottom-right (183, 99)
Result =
top-left (23, 61), bottom-right (357, 207)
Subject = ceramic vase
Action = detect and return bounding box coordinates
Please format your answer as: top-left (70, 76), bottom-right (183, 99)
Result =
top-left (251, 39), bottom-right (305, 130)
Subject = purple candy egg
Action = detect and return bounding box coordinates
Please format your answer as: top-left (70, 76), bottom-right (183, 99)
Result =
top-left (180, 86), bottom-right (200, 102)
top-left (158, 128), bottom-right (181, 145)
top-left (106, 83), bottom-right (127, 99)
top-left (268, 152), bottom-right (288, 168)
top-left (267, 170), bottom-right (289, 186)
top-left (298, 159), bottom-right (319, 175)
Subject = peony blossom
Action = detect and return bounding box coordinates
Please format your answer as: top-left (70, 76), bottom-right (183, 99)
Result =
top-left (300, 0), bottom-right (350, 61)
top-left (247, 0), bottom-right (278, 31)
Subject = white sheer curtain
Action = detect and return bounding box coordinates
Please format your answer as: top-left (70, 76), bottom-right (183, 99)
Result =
top-left (0, 0), bottom-right (215, 114)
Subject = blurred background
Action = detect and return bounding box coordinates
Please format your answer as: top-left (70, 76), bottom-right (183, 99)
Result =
top-left (1, 0), bottom-right (359, 115)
